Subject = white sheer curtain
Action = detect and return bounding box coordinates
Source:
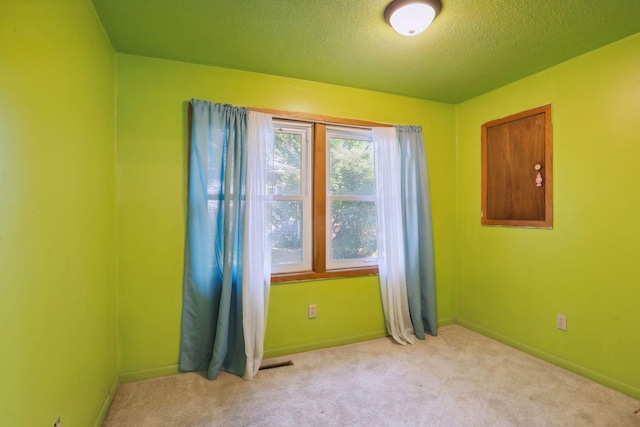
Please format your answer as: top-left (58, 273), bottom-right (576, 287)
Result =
top-left (242, 111), bottom-right (273, 379)
top-left (373, 127), bottom-right (415, 345)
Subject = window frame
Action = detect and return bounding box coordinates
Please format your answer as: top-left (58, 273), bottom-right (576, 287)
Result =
top-left (270, 120), bottom-right (313, 274)
top-left (257, 109), bottom-right (392, 284)
top-left (325, 126), bottom-right (377, 270)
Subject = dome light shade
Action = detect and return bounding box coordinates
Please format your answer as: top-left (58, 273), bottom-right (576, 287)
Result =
top-left (384, 0), bottom-right (442, 36)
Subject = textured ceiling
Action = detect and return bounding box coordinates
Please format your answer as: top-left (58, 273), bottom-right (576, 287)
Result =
top-left (92, 0), bottom-right (640, 104)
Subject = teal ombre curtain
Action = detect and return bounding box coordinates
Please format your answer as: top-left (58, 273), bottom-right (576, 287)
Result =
top-left (180, 101), bottom-right (247, 379)
top-left (180, 100), bottom-right (272, 380)
top-left (373, 128), bottom-right (415, 345)
top-left (396, 125), bottom-right (438, 338)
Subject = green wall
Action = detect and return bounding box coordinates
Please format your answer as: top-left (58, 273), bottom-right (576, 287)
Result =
top-left (455, 33), bottom-right (640, 399)
top-left (115, 54), bottom-right (457, 379)
top-left (0, 0), bottom-right (117, 425)
top-left (3, 1), bottom-right (638, 422)
top-left (265, 277), bottom-right (386, 358)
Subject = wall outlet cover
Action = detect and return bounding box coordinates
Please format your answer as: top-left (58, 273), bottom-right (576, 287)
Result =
top-left (557, 314), bottom-right (567, 331)
top-left (308, 304), bottom-right (317, 319)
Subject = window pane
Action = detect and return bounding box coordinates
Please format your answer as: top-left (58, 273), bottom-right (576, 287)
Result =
top-left (271, 200), bottom-right (303, 265)
top-left (330, 201), bottom-right (377, 261)
top-left (329, 138), bottom-right (374, 196)
top-left (269, 131), bottom-right (302, 196)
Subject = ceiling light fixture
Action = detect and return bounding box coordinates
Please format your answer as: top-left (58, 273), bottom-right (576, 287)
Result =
top-left (384, 0), bottom-right (442, 36)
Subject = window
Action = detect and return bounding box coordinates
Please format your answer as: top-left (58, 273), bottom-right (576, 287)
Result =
top-left (269, 121), bottom-right (312, 274)
top-left (326, 127), bottom-right (377, 269)
top-left (269, 119), bottom-right (380, 283)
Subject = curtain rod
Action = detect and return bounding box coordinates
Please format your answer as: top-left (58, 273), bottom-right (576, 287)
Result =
top-left (188, 101), bottom-right (394, 129)
top-left (248, 107), bottom-right (394, 129)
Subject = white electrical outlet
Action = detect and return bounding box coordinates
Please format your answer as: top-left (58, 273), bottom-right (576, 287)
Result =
top-left (557, 314), bottom-right (567, 331)
top-left (308, 304), bottom-right (317, 319)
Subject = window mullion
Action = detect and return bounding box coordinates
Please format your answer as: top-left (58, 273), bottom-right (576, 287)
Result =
top-left (330, 196), bottom-right (376, 202)
top-left (313, 123), bottom-right (327, 274)
top-left (272, 195), bottom-right (306, 202)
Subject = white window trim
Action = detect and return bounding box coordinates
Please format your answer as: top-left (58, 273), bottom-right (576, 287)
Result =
top-left (270, 121), bottom-right (313, 274)
top-left (325, 126), bottom-right (377, 270)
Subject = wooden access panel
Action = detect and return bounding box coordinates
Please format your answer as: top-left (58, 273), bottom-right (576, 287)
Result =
top-left (481, 105), bottom-right (552, 228)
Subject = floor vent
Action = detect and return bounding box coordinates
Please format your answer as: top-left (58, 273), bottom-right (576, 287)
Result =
top-left (259, 360), bottom-right (294, 370)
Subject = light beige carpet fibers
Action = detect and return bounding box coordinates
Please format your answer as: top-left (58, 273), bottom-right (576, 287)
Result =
top-left (104, 325), bottom-right (640, 426)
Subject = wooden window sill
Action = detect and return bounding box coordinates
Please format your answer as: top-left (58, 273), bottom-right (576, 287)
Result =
top-left (271, 267), bottom-right (379, 284)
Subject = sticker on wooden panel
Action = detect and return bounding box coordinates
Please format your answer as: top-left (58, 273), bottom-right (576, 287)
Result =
top-left (481, 105), bottom-right (553, 228)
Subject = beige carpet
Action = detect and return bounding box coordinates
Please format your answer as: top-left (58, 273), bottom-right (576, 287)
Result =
top-left (103, 325), bottom-right (640, 426)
